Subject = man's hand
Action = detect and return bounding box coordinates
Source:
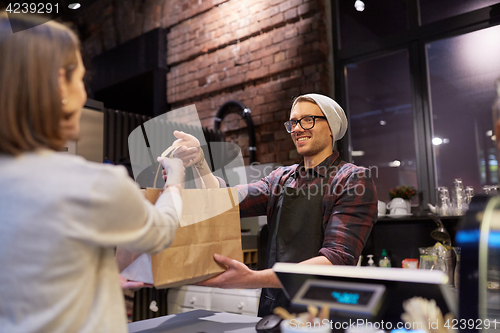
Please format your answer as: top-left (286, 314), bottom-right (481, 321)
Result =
top-left (196, 254), bottom-right (332, 289)
top-left (170, 130), bottom-right (202, 167)
top-left (196, 254), bottom-right (258, 289)
top-left (162, 131), bottom-right (204, 182)
top-left (119, 274), bottom-right (153, 290)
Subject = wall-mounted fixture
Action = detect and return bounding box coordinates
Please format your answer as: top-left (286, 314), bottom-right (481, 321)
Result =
top-left (214, 100), bottom-right (256, 164)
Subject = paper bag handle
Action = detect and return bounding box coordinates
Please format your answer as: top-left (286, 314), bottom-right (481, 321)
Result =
top-left (153, 145), bottom-right (207, 190)
top-left (192, 162), bottom-right (207, 190)
top-left (153, 146), bottom-right (180, 189)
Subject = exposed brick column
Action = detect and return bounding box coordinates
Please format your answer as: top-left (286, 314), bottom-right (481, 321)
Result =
top-left (166, 0), bottom-right (330, 164)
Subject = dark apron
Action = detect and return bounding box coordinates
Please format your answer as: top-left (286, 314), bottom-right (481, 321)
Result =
top-left (257, 156), bottom-right (340, 317)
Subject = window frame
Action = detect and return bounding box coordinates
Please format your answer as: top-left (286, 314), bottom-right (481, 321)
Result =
top-left (333, 0), bottom-right (500, 206)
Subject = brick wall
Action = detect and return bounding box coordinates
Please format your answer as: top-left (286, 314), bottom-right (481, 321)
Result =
top-left (75, 0), bottom-right (332, 166)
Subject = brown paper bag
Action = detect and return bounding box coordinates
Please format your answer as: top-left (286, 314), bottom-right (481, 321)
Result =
top-left (145, 186), bottom-right (243, 289)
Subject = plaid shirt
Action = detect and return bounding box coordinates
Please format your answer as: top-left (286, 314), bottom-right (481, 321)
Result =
top-left (234, 151), bottom-right (378, 266)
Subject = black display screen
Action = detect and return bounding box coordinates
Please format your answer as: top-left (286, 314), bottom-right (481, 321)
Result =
top-left (303, 285), bottom-right (375, 306)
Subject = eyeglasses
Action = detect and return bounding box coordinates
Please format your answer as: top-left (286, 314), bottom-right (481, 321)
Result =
top-left (284, 115), bottom-right (327, 133)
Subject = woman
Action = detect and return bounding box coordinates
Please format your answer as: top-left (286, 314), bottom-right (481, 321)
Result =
top-left (0, 13), bottom-right (183, 333)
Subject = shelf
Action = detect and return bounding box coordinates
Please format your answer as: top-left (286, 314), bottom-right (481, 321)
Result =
top-left (378, 214), bottom-right (463, 221)
top-left (243, 249), bottom-right (258, 269)
top-left (362, 214), bottom-right (462, 268)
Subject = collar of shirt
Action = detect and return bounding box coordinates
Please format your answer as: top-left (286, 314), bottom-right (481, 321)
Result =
top-left (294, 151), bottom-right (340, 179)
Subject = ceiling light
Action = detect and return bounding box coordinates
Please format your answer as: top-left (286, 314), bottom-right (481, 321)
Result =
top-left (389, 160), bottom-right (401, 167)
top-left (379, 120), bottom-right (386, 125)
top-left (432, 137), bottom-right (443, 145)
top-left (354, 0), bottom-right (365, 12)
top-left (68, 3), bottom-right (81, 10)
top-left (487, 130), bottom-right (493, 136)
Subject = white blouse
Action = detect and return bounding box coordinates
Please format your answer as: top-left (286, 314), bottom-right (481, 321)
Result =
top-left (0, 149), bottom-right (180, 333)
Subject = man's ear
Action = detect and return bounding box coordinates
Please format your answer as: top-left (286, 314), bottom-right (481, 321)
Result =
top-left (58, 68), bottom-right (68, 101)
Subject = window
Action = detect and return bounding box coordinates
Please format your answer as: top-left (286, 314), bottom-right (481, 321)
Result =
top-left (419, 0), bottom-right (500, 25)
top-left (427, 25), bottom-right (500, 190)
top-left (334, 1), bottom-right (500, 205)
top-left (346, 51), bottom-right (417, 202)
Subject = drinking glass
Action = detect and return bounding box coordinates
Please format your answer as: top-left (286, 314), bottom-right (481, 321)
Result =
top-left (483, 185), bottom-right (499, 195)
top-left (465, 186), bottom-right (474, 204)
top-left (453, 179), bottom-right (465, 215)
top-left (436, 187), bottom-right (451, 216)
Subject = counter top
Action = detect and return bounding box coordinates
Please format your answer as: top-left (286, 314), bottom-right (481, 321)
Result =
top-left (128, 309), bottom-right (260, 333)
top-left (377, 214), bottom-right (463, 221)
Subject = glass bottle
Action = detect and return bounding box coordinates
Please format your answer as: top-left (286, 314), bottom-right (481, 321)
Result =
top-left (379, 249), bottom-right (391, 268)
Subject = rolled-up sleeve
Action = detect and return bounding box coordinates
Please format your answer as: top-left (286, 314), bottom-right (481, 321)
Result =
top-left (236, 179), bottom-right (270, 218)
top-left (215, 175), bottom-right (267, 216)
top-left (218, 167), bottom-right (291, 218)
top-left (319, 167), bottom-right (378, 265)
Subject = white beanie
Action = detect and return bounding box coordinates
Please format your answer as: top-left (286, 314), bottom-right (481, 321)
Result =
top-left (291, 93), bottom-right (348, 150)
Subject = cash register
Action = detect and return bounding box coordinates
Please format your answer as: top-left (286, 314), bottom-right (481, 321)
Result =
top-left (273, 263), bottom-right (457, 328)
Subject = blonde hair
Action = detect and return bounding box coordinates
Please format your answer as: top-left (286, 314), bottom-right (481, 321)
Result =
top-left (0, 12), bottom-right (80, 155)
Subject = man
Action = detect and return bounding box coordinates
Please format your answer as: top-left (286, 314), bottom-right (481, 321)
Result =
top-left (169, 93), bottom-right (378, 316)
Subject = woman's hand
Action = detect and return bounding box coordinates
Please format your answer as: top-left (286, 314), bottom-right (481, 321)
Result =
top-left (158, 157), bottom-right (185, 188)
top-left (119, 274), bottom-right (153, 290)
